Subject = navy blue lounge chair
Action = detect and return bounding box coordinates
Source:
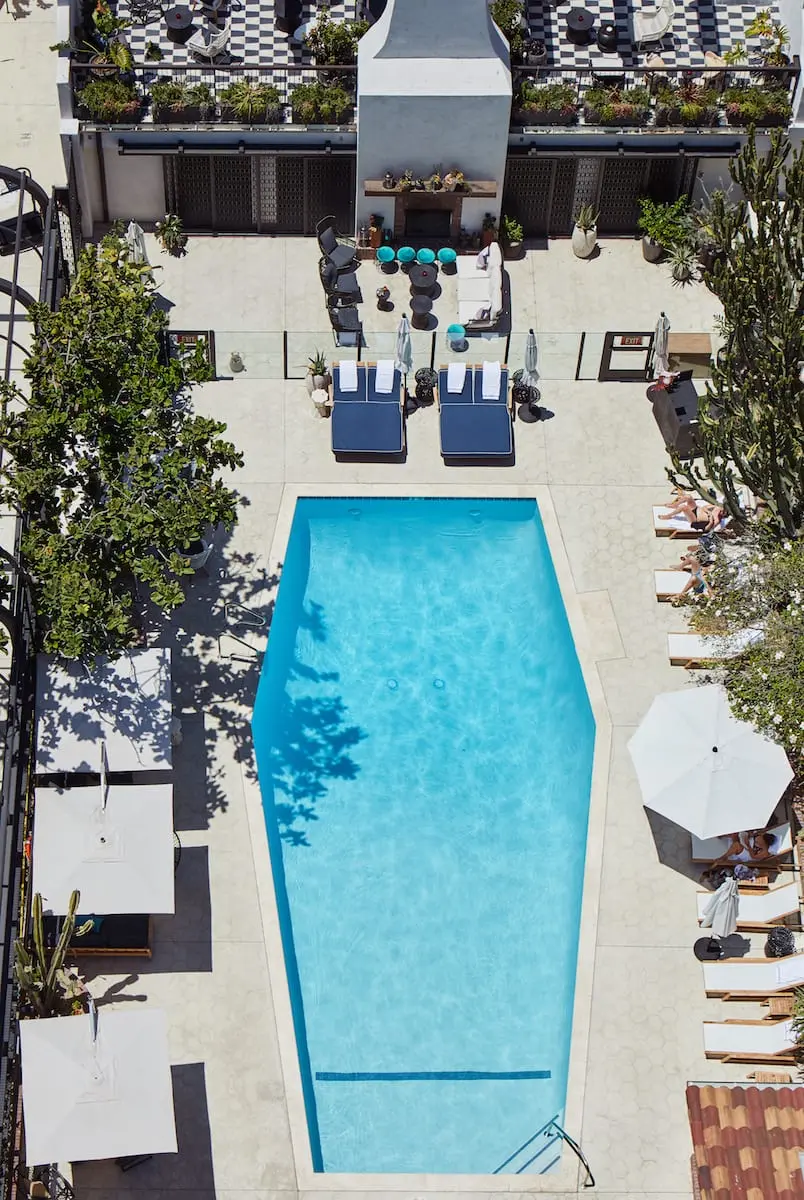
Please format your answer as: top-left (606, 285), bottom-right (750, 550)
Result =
top-left (331, 361), bottom-right (404, 456)
top-left (437, 364), bottom-right (513, 459)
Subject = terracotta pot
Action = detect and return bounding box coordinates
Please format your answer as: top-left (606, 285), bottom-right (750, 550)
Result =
top-left (481, 229), bottom-right (497, 248)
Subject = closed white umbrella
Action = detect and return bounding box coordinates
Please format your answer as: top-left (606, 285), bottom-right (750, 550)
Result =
top-left (394, 314), bottom-right (413, 377)
top-left (522, 328), bottom-right (538, 388)
top-left (628, 684), bottom-right (792, 840)
top-left (700, 875), bottom-right (740, 940)
top-left (124, 220), bottom-right (149, 267)
top-left (653, 310), bottom-right (671, 377)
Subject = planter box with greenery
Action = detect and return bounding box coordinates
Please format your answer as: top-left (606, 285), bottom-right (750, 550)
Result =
top-left (723, 83), bottom-right (791, 126)
top-left (513, 81), bottom-right (579, 125)
top-left (654, 81), bottom-right (720, 127)
top-left (151, 79), bottom-right (214, 123)
top-left (290, 81), bottom-right (353, 125)
top-left (490, 0), bottom-right (526, 59)
top-left (218, 79), bottom-right (283, 123)
top-left (76, 76), bottom-right (144, 123)
top-left (584, 85), bottom-right (650, 126)
top-left (637, 195), bottom-right (689, 261)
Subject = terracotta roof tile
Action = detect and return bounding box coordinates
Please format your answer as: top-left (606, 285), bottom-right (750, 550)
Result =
top-left (687, 1085), bottom-right (804, 1199)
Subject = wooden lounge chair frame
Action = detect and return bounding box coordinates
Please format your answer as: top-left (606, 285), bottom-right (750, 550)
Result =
top-left (705, 956), bottom-right (804, 1000)
top-left (697, 884), bottom-right (799, 932)
top-left (703, 1018), bottom-right (797, 1064)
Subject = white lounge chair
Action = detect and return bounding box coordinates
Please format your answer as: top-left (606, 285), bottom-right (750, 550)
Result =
top-left (703, 1018), bottom-right (796, 1063)
top-left (667, 627), bottom-right (762, 667)
top-left (703, 952), bottom-right (804, 999)
top-left (655, 569), bottom-right (690, 600)
top-left (187, 16), bottom-right (231, 59)
top-left (652, 505), bottom-right (731, 538)
top-left (697, 880), bottom-right (799, 931)
top-left (632, 0), bottom-right (675, 47)
top-left (691, 822), bottom-right (792, 863)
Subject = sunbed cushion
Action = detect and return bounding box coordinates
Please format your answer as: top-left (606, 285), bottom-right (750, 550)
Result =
top-left (331, 400), bottom-right (402, 455)
top-left (439, 403), bottom-right (512, 458)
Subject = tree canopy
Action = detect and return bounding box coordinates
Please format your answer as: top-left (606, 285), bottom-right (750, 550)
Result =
top-left (0, 233), bottom-right (243, 659)
top-left (672, 131), bottom-right (804, 539)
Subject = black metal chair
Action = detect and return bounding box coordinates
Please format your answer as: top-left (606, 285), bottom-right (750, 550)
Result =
top-left (320, 258), bottom-right (361, 304)
top-left (317, 215), bottom-right (357, 273)
top-left (328, 301), bottom-right (362, 347)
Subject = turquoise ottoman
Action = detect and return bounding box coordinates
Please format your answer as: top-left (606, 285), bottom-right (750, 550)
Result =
top-left (416, 248), bottom-right (436, 265)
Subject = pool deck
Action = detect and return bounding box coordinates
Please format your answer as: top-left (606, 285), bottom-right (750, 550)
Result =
top-left (55, 233), bottom-right (778, 1200)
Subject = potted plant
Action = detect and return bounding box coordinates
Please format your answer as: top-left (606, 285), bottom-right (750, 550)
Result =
top-left (501, 214), bottom-right (524, 259)
top-left (490, 0), bottom-right (526, 58)
top-left (145, 41), bottom-right (162, 61)
top-left (443, 170), bottom-right (465, 192)
top-left (429, 171), bottom-right (442, 192)
top-left (746, 10), bottom-right (790, 67)
top-left (571, 204), bottom-right (599, 258)
top-left (219, 79), bottom-right (283, 123)
top-left (655, 79), bottom-right (719, 126)
top-left (151, 78), bottom-right (214, 123)
top-left (290, 80), bottom-right (353, 124)
top-left (304, 11), bottom-right (369, 65)
top-left (514, 80), bottom-right (578, 125)
top-left (722, 83), bottom-right (791, 126)
top-left (637, 196), bottom-right (688, 262)
top-left (76, 76), bottom-right (143, 122)
top-left (481, 212), bottom-right (498, 247)
top-left (584, 84), bottom-right (650, 126)
top-left (155, 213), bottom-right (188, 256)
top-left (398, 170), bottom-right (414, 192)
top-left (668, 243), bottom-right (696, 284)
top-left (306, 349), bottom-right (329, 395)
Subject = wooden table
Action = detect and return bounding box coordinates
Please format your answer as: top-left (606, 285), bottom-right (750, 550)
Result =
top-left (764, 994), bottom-right (795, 1018)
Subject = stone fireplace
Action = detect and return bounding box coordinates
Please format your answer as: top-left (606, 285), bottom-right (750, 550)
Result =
top-left (355, 0), bottom-right (511, 236)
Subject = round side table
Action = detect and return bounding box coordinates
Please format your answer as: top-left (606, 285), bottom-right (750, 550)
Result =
top-left (566, 8), bottom-right (593, 44)
top-left (411, 295), bottom-right (433, 329)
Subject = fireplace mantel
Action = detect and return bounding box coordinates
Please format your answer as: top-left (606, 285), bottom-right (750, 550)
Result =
top-left (364, 180), bottom-right (497, 198)
top-left (364, 180), bottom-right (497, 240)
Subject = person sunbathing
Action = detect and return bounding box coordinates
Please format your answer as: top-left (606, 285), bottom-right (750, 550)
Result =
top-left (713, 830), bottom-right (776, 865)
top-left (676, 564), bottom-right (712, 599)
top-left (660, 495), bottom-right (727, 532)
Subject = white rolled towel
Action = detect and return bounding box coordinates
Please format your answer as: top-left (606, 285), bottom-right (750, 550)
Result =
top-left (375, 360), bottom-right (394, 394)
top-left (482, 360), bottom-right (501, 400)
top-left (447, 362), bottom-right (466, 393)
top-left (339, 359), bottom-right (358, 392)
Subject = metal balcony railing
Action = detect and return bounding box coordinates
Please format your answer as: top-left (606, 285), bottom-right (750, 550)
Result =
top-left (510, 61), bottom-right (800, 131)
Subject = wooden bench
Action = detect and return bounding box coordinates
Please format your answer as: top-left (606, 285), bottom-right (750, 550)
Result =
top-left (667, 332), bottom-right (712, 378)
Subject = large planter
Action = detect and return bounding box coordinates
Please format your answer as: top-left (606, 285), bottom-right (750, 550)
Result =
top-left (641, 235), bottom-right (664, 263)
top-left (513, 107), bottom-right (578, 125)
top-left (153, 105), bottom-right (209, 123)
top-left (571, 225), bottom-right (597, 258)
top-left (584, 105), bottom-right (649, 127)
top-left (503, 239), bottom-right (524, 260)
top-left (725, 108), bottom-right (789, 127)
top-left (219, 106), bottom-right (282, 124)
top-left (655, 105), bottom-right (719, 127)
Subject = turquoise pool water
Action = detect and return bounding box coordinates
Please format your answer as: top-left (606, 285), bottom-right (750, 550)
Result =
top-left (252, 498), bottom-right (595, 1175)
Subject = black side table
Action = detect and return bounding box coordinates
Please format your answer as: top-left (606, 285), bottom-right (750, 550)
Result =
top-left (597, 21), bottom-right (618, 50)
top-left (165, 5), bottom-right (193, 40)
top-left (566, 8), bottom-right (594, 43)
top-left (409, 263), bottom-right (437, 296)
top-left (410, 295), bottom-right (432, 329)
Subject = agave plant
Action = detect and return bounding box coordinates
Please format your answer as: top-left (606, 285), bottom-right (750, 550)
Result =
top-left (669, 243), bottom-right (697, 284)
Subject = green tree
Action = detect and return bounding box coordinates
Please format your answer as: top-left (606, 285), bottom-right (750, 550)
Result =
top-left (689, 526), bottom-right (804, 760)
top-left (0, 233), bottom-right (243, 659)
top-left (671, 131), bottom-right (804, 539)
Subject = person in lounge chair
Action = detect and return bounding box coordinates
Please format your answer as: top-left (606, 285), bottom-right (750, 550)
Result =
top-left (659, 494), bottom-right (727, 532)
top-left (713, 830), bottom-right (776, 865)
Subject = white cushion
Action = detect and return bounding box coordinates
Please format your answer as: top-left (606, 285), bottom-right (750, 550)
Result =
top-left (488, 263), bottom-right (502, 291)
top-left (459, 300), bottom-right (487, 323)
top-left (487, 241), bottom-right (502, 268)
top-left (459, 276), bottom-right (491, 303)
top-left (490, 283), bottom-right (503, 316)
top-left (456, 257), bottom-right (485, 279)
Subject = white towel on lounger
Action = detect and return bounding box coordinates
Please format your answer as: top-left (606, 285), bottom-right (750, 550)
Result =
top-left (447, 363), bottom-right (466, 393)
top-left (339, 360), bottom-right (358, 391)
top-left (375, 360), bottom-right (394, 394)
top-left (482, 360), bottom-right (501, 400)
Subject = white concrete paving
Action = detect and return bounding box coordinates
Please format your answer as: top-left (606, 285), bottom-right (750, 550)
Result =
top-left (60, 241), bottom-right (774, 1200)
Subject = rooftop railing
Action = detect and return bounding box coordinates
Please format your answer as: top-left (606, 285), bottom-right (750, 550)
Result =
top-left (510, 61), bottom-right (800, 131)
top-left (70, 61), bottom-right (358, 127)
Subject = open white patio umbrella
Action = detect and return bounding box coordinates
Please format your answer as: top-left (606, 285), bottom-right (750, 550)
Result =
top-left (394, 314), bottom-right (413, 378)
top-left (522, 328), bottom-right (538, 388)
top-left (700, 875), bottom-right (740, 940)
top-left (36, 647), bottom-right (172, 774)
top-left (32, 781), bottom-right (175, 915)
top-left (653, 311), bottom-right (671, 377)
top-left (628, 684), bottom-right (793, 840)
top-left (20, 1008), bottom-right (177, 1166)
top-left (125, 220), bottom-right (149, 267)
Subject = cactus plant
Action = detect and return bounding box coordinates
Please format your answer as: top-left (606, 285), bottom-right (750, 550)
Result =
top-left (14, 891), bottom-right (93, 1017)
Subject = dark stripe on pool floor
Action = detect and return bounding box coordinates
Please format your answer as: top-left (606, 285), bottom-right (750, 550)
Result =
top-left (315, 1071), bottom-right (551, 1082)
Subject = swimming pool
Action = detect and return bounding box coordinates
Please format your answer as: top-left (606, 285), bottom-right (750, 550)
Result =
top-left (252, 498), bottom-right (595, 1175)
